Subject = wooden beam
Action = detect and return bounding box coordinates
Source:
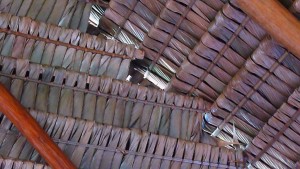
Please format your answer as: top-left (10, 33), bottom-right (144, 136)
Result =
top-left (0, 84), bottom-right (76, 169)
top-left (236, 0), bottom-right (300, 58)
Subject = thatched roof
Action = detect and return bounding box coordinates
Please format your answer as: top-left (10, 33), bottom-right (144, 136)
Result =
top-left (91, 0), bottom-right (300, 168)
top-left (0, 110), bottom-right (243, 168)
top-left (0, 157), bottom-right (50, 168)
top-left (0, 0), bottom-right (300, 168)
top-left (98, 0), bottom-right (228, 88)
top-left (0, 13), bottom-right (144, 80)
top-left (0, 0), bottom-right (92, 32)
top-left (0, 56), bottom-right (210, 142)
top-left (246, 87), bottom-right (300, 168)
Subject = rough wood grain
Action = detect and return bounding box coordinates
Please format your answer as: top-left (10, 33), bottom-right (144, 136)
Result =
top-left (236, 0), bottom-right (300, 58)
top-left (0, 83), bottom-right (76, 169)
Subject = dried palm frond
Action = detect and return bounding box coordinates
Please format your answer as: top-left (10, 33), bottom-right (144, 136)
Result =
top-left (169, 2), bottom-right (266, 101)
top-left (0, 110), bottom-right (244, 168)
top-left (103, 0), bottom-right (223, 43)
top-left (0, 157), bottom-right (50, 168)
top-left (0, 13), bottom-right (144, 80)
top-left (0, 13), bottom-right (9, 51)
top-left (99, 0), bottom-right (226, 88)
top-left (0, 0), bottom-right (12, 12)
top-left (290, 0), bottom-right (300, 19)
top-left (1, 15), bottom-right (18, 57)
top-left (246, 87), bottom-right (300, 169)
top-left (205, 38), bottom-right (300, 147)
top-left (0, 0), bottom-right (92, 32)
top-left (0, 56), bottom-right (211, 142)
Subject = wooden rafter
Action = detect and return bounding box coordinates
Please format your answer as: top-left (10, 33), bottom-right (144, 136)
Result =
top-left (0, 84), bottom-right (76, 169)
top-left (236, 0), bottom-right (300, 58)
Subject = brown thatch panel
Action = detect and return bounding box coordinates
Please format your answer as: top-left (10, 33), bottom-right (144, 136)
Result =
top-left (169, 2), bottom-right (266, 101)
top-left (99, 0), bottom-right (226, 85)
top-left (290, 0), bottom-right (300, 19)
top-left (0, 13), bottom-right (144, 80)
top-left (0, 0), bottom-right (91, 32)
top-left (0, 110), bottom-right (244, 168)
top-left (246, 87), bottom-right (300, 169)
top-left (0, 157), bottom-right (50, 168)
top-left (0, 56), bottom-right (210, 142)
top-left (205, 38), bottom-right (300, 146)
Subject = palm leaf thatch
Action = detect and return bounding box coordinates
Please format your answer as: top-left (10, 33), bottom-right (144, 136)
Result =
top-left (0, 0), bottom-right (92, 32)
top-left (0, 157), bottom-right (50, 168)
top-left (290, 0), bottom-right (300, 19)
top-left (246, 87), bottom-right (300, 169)
top-left (98, 0), bottom-right (227, 88)
top-left (0, 13), bottom-right (144, 80)
top-left (169, 1), bottom-right (266, 101)
top-left (0, 56), bottom-right (210, 142)
top-left (0, 0), bottom-right (299, 168)
top-left (205, 37), bottom-right (300, 147)
top-left (0, 110), bottom-right (244, 168)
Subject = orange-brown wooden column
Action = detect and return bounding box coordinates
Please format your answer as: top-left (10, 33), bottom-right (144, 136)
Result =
top-left (236, 0), bottom-right (300, 58)
top-left (0, 84), bottom-right (76, 169)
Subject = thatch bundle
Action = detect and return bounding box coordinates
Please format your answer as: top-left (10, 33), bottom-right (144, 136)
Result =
top-left (99, 0), bottom-right (227, 86)
top-left (290, 0), bottom-right (300, 19)
top-left (169, 1), bottom-right (266, 101)
top-left (0, 0), bottom-right (299, 168)
top-left (246, 87), bottom-right (300, 169)
top-left (0, 110), bottom-right (243, 168)
top-left (204, 38), bottom-right (300, 147)
top-left (0, 157), bottom-right (49, 168)
top-left (0, 0), bottom-right (91, 32)
top-left (0, 56), bottom-right (211, 142)
top-left (0, 13), bottom-right (144, 80)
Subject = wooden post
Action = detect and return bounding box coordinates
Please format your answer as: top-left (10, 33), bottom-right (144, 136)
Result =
top-left (236, 0), bottom-right (300, 58)
top-left (0, 84), bottom-right (76, 169)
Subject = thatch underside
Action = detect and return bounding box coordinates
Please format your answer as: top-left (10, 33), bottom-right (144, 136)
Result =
top-left (169, 2), bottom-right (265, 101)
top-left (206, 38), bottom-right (300, 145)
top-left (91, 0), bottom-right (300, 168)
top-left (0, 0), bottom-right (92, 32)
top-left (0, 13), bottom-right (144, 80)
top-left (246, 87), bottom-right (300, 168)
top-left (0, 110), bottom-right (244, 168)
top-left (0, 157), bottom-right (50, 168)
top-left (0, 0), bottom-right (299, 168)
top-left (0, 55), bottom-right (210, 142)
top-left (98, 0), bottom-right (228, 89)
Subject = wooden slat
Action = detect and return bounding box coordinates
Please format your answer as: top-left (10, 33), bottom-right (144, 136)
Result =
top-left (236, 0), bottom-right (300, 58)
top-left (0, 84), bottom-right (76, 169)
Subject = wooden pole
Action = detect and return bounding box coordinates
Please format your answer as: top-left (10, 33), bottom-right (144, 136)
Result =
top-left (0, 84), bottom-right (76, 169)
top-left (236, 0), bottom-right (300, 58)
